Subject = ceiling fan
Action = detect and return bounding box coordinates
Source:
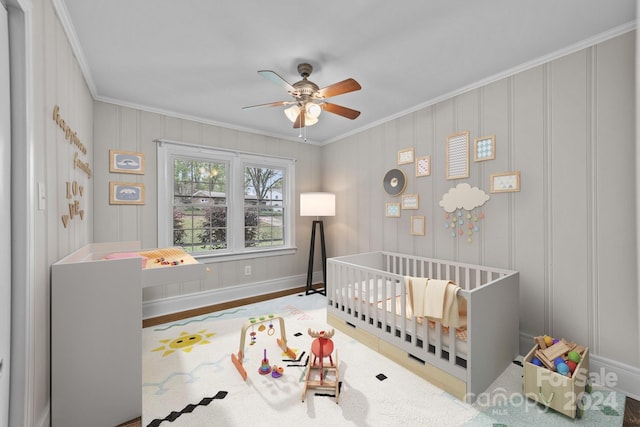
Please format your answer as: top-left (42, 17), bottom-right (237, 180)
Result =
top-left (242, 63), bottom-right (361, 129)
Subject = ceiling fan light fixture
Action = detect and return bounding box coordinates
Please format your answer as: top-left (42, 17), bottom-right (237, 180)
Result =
top-left (284, 105), bottom-right (300, 122)
top-left (249, 63), bottom-right (361, 130)
top-left (305, 102), bottom-right (322, 119)
top-left (304, 114), bottom-right (318, 126)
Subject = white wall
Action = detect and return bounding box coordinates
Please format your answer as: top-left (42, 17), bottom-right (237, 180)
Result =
top-left (322, 31), bottom-right (639, 398)
top-left (9, 0), bottom-right (94, 425)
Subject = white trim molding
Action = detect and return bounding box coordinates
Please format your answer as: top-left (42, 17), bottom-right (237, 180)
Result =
top-left (142, 272), bottom-right (320, 320)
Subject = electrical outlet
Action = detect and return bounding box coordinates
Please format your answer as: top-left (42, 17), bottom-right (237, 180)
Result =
top-left (244, 265), bottom-right (252, 276)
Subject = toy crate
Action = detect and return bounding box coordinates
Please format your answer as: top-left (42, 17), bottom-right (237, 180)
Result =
top-left (523, 344), bottom-right (590, 418)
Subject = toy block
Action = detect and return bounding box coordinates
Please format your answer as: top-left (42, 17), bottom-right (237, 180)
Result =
top-left (541, 340), bottom-right (570, 361)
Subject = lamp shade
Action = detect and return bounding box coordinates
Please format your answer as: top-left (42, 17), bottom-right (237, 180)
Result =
top-left (300, 192), bottom-right (335, 217)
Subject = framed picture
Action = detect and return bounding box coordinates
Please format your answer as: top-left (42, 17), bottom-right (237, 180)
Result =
top-left (385, 202), bottom-right (401, 218)
top-left (401, 194), bottom-right (419, 210)
top-left (415, 155), bottom-right (431, 177)
top-left (490, 171), bottom-right (520, 193)
top-left (410, 215), bottom-right (425, 236)
top-left (474, 135), bottom-right (496, 162)
top-left (109, 182), bottom-right (145, 205)
top-left (110, 150), bottom-right (145, 174)
top-left (446, 131), bottom-right (469, 179)
top-left (397, 147), bottom-right (415, 165)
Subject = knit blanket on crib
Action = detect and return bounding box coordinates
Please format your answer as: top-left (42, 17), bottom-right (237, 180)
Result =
top-left (405, 277), bottom-right (465, 329)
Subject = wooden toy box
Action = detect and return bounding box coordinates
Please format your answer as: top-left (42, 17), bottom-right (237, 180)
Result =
top-left (523, 344), bottom-right (590, 418)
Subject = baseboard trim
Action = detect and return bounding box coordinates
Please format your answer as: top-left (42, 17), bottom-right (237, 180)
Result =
top-left (142, 273), bottom-right (319, 320)
top-left (520, 332), bottom-right (640, 401)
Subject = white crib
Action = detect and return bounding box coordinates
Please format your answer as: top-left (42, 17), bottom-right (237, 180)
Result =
top-left (326, 251), bottom-right (519, 403)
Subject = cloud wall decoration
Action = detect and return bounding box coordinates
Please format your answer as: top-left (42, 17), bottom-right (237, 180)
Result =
top-left (439, 183), bottom-right (490, 213)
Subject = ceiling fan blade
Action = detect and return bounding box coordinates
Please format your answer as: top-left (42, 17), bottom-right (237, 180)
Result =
top-left (242, 101), bottom-right (294, 110)
top-left (317, 78), bottom-right (361, 99)
top-left (292, 110), bottom-right (305, 129)
top-left (258, 70), bottom-right (296, 93)
top-left (323, 102), bottom-right (361, 120)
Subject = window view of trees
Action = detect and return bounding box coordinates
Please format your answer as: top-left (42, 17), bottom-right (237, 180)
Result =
top-left (244, 166), bottom-right (284, 248)
top-left (172, 159), bottom-right (285, 253)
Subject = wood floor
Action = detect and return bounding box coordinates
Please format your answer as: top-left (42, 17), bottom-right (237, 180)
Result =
top-left (120, 285), bottom-right (639, 427)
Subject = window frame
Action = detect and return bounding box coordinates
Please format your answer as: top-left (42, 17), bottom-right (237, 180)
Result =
top-left (157, 141), bottom-right (296, 262)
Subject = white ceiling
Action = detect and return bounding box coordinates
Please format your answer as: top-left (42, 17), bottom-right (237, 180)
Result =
top-left (56, 0), bottom-right (635, 145)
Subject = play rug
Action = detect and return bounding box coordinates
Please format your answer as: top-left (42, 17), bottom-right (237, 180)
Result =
top-left (142, 292), bottom-right (480, 427)
top-left (462, 360), bottom-right (625, 427)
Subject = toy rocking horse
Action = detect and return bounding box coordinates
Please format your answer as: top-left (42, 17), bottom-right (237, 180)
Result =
top-left (302, 328), bottom-right (340, 403)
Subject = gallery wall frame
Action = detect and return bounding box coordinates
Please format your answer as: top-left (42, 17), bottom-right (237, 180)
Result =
top-left (490, 171), bottom-right (520, 193)
top-left (109, 182), bottom-right (145, 205)
top-left (401, 194), bottom-right (419, 210)
top-left (474, 135), bottom-right (496, 162)
top-left (385, 202), bottom-right (401, 218)
top-left (446, 131), bottom-right (469, 179)
top-left (415, 155), bottom-right (431, 177)
top-left (410, 215), bottom-right (425, 236)
top-left (110, 149), bottom-right (145, 174)
top-left (397, 147), bottom-right (415, 165)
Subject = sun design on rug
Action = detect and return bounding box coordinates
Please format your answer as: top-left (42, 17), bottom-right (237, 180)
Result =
top-left (152, 329), bottom-right (216, 357)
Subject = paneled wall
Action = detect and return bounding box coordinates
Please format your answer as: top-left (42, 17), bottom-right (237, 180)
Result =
top-left (23, 0), bottom-right (95, 425)
top-left (323, 32), bottom-right (639, 390)
top-left (92, 103), bottom-right (322, 306)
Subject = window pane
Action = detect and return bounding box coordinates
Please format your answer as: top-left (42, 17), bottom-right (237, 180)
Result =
top-left (244, 166), bottom-right (284, 248)
top-left (256, 207), bottom-right (284, 247)
top-left (174, 159), bottom-right (227, 253)
top-left (196, 206), bottom-right (227, 251)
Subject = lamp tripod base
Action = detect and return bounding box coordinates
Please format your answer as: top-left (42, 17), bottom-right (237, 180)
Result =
top-left (305, 220), bottom-right (327, 296)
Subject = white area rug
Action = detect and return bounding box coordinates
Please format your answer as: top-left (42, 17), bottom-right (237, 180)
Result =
top-left (143, 293), bottom-right (625, 427)
top-left (143, 293), bottom-right (479, 426)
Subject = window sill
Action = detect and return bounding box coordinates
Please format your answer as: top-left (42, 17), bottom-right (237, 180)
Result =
top-left (193, 247), bottom-right (297, 263)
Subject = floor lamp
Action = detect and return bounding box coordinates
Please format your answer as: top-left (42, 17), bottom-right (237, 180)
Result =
top-left (300, 192), bottom-right (335, 296)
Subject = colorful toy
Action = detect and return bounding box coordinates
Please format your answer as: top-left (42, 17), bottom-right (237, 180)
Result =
top-left (258, 348), bottom-right (272, 375)
top-left (557, 362), bottom-right (570, 376)
top-left (543, 335), bottom-right (553, 347)
top-left (271, 365), bottom-right (284, 378)
top-left (567, 350), bottom-right (581, 364)
top-left (566, 360), bottom-right (577, 373)
top-left (231, 315), bottom-right (296, 380)
top-left (531, 357), bottom-right (543, 367)
top-left (302, 328), bottom-right (340, 404)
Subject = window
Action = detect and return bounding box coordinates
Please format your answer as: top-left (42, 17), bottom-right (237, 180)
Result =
top-left (157, 141), bottom-right (295, 260)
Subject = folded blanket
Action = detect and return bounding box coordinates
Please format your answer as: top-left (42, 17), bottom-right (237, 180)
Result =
top-left (424, 279), bottom-right (449, 319)
top-left (406, 276), bottom-right (465, 329)
top-left (441, 283), bottom-right (460, 328)
top-left (405, 276), bottom-right (428, 317)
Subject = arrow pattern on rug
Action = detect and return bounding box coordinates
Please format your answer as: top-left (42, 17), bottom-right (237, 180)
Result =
top-left (146, 391), bottom-right (228, 427)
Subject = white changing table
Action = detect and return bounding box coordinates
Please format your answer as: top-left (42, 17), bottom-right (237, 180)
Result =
top-left (50, 241), bottom-right (206, 427)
